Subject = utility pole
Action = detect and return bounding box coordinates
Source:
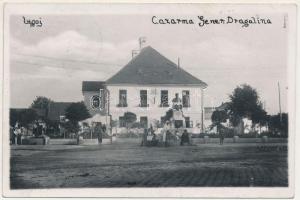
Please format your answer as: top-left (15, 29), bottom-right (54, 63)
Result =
top-left (132, 50), bottom-right (139, 59)
top-left (201, 88), bottom-right (204, 133)
top-left (106, 90), bottom-right (112, 144)
top-left (278, 82), bottom-right (282, 123)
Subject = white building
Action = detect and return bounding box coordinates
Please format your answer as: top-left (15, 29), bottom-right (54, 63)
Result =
top-left (82, 46), bottom-right (207, 131)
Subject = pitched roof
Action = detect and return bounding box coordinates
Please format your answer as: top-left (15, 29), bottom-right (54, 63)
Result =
top-left (106, 46), bottom-right (207, 87)
top-left (82, 81), bottom-right (106, 92)
top-left (47, 102), bottom-right (73, 121)
top-left (10, 108), bottom-right (46, 118)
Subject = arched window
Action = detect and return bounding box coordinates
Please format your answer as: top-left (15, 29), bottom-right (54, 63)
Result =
top-left (91, 95), bottom-right (100, 109)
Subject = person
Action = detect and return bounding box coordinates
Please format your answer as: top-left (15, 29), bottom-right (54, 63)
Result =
top-left (102, 124), bottom-right (106, 134)
top-left (13, 128), bottom-right (18, 145)
top-left (180, 129), bottom-right (190, 145)
top-left (141, 128), bottom-right (148, 146)
top-left (10, 127), bottom-right (14, 145)
top-left (95, 122), bottom-right (103, 144)
top-left (33, 124), bottom-right (37, 137)
top-left (165, 130), bottom-right (171, 147)
top-left (149, 124), bottom-right (154, 135)
top-left (151, 132), bottom-right (158, 146)
top-left (162, 121), bottom-right (170, 146)
top-left (219, 131), bottom-right (224, 145)
top-left (16, 128), bottom-right (22, 145)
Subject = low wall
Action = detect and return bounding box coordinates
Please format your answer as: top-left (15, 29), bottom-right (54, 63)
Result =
top-left (45, 137), bottom-right (288, 145)
top-left (21, 137), bottom-right (50, 145)
top-left (49, 139), bottom-right (77, 145)
top-left (112, 137), bottom-right (287, 144)
top-left (113, 138), bottom-right (141, 144)
top-left (192, 137), bottom-right (287, 144)
top-left (78, 138), bottom-right (112, 145)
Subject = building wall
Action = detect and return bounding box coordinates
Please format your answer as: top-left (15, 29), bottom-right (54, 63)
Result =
top-left (106, 85), bottom-right (204, 128)
top-left (83, 91), bottom-right (107, 116)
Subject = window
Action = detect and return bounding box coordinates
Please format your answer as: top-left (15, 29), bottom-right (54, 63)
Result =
top-left (118, 90), bottom-right (127, 107)
top-left (160, 90), bottom-right (169, 107)
top-left (140, 116), bottom-right (148, 129)
top-left (140, 90), bottom-right (148, 107)
top-left (185, 117), bottom-right (192, 128)
top-left (91, 95), bottom-right (100, 109)
top-left (182, 90), bottom-right (190, 107)
top-left (119, 116), bottom-right (126, 127)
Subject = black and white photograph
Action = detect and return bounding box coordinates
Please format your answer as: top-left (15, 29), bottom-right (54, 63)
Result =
top-left (1, 2), bottom-right (297, 198)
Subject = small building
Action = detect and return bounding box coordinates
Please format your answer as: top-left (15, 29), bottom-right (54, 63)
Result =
top-left (82, 46), bottom-right (207, 131)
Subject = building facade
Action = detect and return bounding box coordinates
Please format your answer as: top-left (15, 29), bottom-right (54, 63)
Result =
top-left (82, 46), bottom-right (207, 130)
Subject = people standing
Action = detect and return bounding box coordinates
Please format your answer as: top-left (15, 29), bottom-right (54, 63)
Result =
top-left (162, 121), bottom-right (171, 147)
top-left (180, 129), bottom-right (190, 146)
top-left (219, 131), bottom-right (224, 145)
top-left (141, 128), bottom-right (148, 146)
top-left (97, 122), bottom-right (103, 144)
top-left (165, 130), bottom-right (172, 147)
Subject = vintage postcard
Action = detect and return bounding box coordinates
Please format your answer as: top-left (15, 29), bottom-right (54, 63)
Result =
top-left (1, 2), bottom-right (297, 199)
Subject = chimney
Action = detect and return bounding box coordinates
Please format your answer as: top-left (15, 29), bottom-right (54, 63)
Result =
top-left (132, 50), bottom-right (139, 59)
top-left (177, 57), bottom-right (180, 68)
top-left (139, 37), bottom-right (146, 50)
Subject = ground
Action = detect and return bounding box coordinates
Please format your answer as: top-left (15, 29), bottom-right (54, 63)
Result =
top-left (10, 140), bottom-right (288, 189)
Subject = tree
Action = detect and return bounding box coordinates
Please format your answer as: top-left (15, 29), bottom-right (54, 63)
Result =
top-left (30, 96), bottom-right (52, 116)
top-left (122, 112), bottom-right (137, 133)
top-left (228, 84), bottom-right (267, 133)
top-left (251, 104), bottom-right (268, 128)
top-left (65, 102), bottom-right (91, 123)
top-left (269, 113), bottom-right (288, 137)
top-left (211, 110), bottom-right (228, 134)
top-left (19, 109), bottom-right (38, 128)
top-left (10, 109), bottom-right (21, 127)
top-left (64, 102), bottom-right (91, 134)
top-left (62, 121), bottom-right (80, 137)
top-left (30, 96), bottom-right (52, 121)
top-left (161, 109), bottom-right (173, 124)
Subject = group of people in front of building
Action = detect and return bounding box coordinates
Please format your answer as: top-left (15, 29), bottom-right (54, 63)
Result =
top-left (10, 122), bottom-right (46, 145)
top-left (141, 121), bottom-right (191, 147)
top-left (140, 118), bottom-right (226, 146)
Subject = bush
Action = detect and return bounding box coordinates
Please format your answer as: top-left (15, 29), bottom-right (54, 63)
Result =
top-left (260, 131), bottom-right (287, 138)
top-left (237, 132), bottom-right (258, 138)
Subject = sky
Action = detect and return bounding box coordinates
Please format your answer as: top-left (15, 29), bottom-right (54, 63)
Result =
top-left (9, 5), bottom-right (289, 114)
